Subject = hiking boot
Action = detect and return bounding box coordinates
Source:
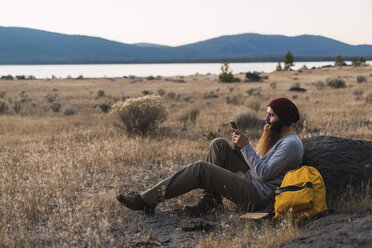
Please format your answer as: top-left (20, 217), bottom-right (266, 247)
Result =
top-left (184, 193), bottom-right (223, 214)
top-left (117, 192), bottom-right (155, 214)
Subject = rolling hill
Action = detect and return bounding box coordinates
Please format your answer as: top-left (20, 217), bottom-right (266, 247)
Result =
top-left (1, 26), bottom-right (372, 64)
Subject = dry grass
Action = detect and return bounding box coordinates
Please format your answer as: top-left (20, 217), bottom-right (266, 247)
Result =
top-left (1, 65), bottom-right (372, 247)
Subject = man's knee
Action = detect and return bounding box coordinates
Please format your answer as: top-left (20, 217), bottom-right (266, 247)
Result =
top-left (190, 160), bottom-right (211, 175)
top-left (210, 137), bottom-right (230, 150)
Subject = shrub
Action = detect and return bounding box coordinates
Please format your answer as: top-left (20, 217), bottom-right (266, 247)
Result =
top-left (98, 101), bottom-right (112, 113)
top-left (326, 78), bottom-right (346, 88)
top-left (142, 90), bottom-right (153, 95)
top-left (178, 103), bottom-right (201, 127)
top-left (218, 62), bottom-right (234, 83)
top-left (46, 92), bottom-right (57, 103)
top-left (270, 82), bottom-right (277, 89)
top-left (13, 100), bottom-right (21, 113)
top-left (0, 99), bottom-right (9, 114)
top-left (357, 75), bottom-right (367, 83)
top-left (246, 87), bottom-right (261, 96)
top-left (246, 97), bottom-right (261, 112)
top-left (157, 88), bottom-right (165, 96)
top-left (353, 89), bottom-right (363, 100)
top-left (50, 102), bottom-right (61, 112)
top-left (97, 90), bottom-right (105, 98)
top-left (245, 72), bottom-right (262, 82)
top-left (314, 81), bottom-right (325, 90)
top-left (16, 75), bottom-right (26, 80)
top-left (1, 75), bottom-right (13, 80)
top-left (63, 104), bottom-right (80, 115)
top-left (233, 110), bottom-right (260, 131)
top-left (226, 95), bottom-right (243, 105)
top-left (111, 95), bottom-right (167, 134)
top-left (0, 91), bottom-right (5, 98)
top-left (366, 92), bottom-right (372, 104)
top-left (167, 91), bottom-right (176, 99)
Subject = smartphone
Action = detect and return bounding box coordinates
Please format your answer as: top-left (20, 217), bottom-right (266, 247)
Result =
top-left (230, 120), bottom-right (237, 129)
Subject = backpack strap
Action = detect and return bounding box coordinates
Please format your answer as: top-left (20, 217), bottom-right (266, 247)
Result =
top-left (275, 182), bottom-right (313, 195)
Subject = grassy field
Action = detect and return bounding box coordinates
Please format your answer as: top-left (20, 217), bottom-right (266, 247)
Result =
top-left (0, 65), bottom-right (372, 247)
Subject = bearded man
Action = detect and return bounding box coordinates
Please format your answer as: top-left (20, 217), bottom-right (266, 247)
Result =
top-left (117, 98), bottom-right (303, 214)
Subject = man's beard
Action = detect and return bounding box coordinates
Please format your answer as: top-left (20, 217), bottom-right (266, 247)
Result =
top-left (256, 120), bottom-right (283, 158)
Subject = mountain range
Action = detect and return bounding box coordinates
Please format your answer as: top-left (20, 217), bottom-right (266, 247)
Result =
top-left (1, 26), bottom-right (372, 64)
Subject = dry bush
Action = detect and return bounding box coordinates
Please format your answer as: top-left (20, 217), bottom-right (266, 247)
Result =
top-left (226, 95), bottom-right (243, 105)
top-left (246, 87), bottom-right (262, 96)
top-left (63, 103), bottom-right (80, 115)
top-left (46, 92), bottom-right (57, 103)
top-left (326, 78), bottom-right (346, 88)
top-left (98, 101), bottom-right (112, 113)
top-left (357, 75), bottom-right (367, 83)
top-left (0, 99), bottom-right (9, 114)
top-left (97, 89), bottom-right (105, 98)
top-left (13, 100), bottom-right (21, 113)
top-left (0, 90), bottom-right (6, 98)
top-left (157, 88), bottom-right (165, 96)
top-left (233, 110), bottom-right (261, 131)
top-left (314, 80), bottom-right (325, 90)
top-left (270, 82), bottom-right (277, 90)
top-left (178, 103), bottom-right (201, 127)
top-left (111, 95), bottom-right (167, 134)
top-left (167, 91), bottom-right (176, 99)
top-left (366, 92), bottom-right (372, 104)
top-left (353, 89), bottom-right (364, 100)
top-left (50, 102), bottom-right (61, 112)
top-left (246, 97), bottom-right (261, 112)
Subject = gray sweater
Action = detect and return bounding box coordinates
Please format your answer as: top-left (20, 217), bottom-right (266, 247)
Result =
top-left (240, 133), bottom-right (303, 204)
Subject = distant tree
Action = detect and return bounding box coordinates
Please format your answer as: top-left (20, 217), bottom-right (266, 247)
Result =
top-left (360, 56), bottom-right (366, 64)
top-left (334, 55), bottom-right (345, 66)
top-left (276, 62), bottom-right (282, 71)
top-left (284, 51), bottom-right (295, 70)
top-left (218, 61), bottom-right (234, 82)
top-left (352, 57), bottom-right (360, 66)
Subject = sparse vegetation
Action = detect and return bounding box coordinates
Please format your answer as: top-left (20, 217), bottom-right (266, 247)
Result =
top-left (0, 65), bottom-right (371, 247)
top-left (178, 103), bottom-right (201, 127)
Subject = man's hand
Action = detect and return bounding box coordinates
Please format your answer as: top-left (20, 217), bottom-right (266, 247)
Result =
top-left (232, 129), bottom-right (250, 149)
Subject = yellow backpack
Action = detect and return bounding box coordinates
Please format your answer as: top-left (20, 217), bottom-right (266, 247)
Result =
top-left (274, 165), bottom-right (327, 219)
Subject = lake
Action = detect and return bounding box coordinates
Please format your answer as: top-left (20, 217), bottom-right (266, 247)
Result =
top-left (0, 61), bottom-right (367, 79)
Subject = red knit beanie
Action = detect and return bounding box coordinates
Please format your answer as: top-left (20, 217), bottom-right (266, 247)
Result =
top-left (268, 98), bottom-right (300, 126)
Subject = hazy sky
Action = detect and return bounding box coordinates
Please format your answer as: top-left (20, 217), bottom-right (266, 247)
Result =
top-left (1, 0), bottom-right (371, 46)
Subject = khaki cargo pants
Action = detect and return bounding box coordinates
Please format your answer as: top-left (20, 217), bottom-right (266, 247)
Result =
top-left (140, 138), bottom-right (264, 211)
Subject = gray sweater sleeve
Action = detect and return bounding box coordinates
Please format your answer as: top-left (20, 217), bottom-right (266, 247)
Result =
top-left (240, 138), bottom-right (302, 182)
